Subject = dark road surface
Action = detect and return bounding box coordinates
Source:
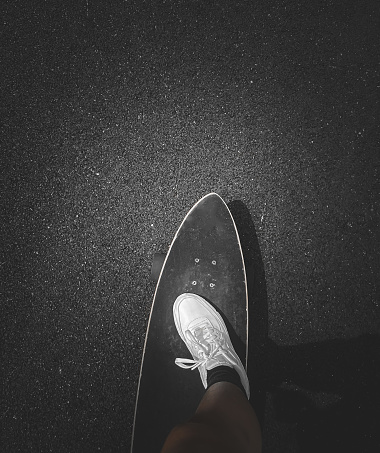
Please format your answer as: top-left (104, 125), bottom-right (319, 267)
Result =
top-left (2, 1), bottom-right (380, 452)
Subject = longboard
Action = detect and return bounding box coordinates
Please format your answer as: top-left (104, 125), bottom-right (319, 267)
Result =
top-left (131, 193), bottom-right (248, 452)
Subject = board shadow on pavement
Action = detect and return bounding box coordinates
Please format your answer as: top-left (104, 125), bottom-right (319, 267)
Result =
top-left (229, 200), bottom-right (380, 451)
top-left (228, 200), bottom-right (269, 427)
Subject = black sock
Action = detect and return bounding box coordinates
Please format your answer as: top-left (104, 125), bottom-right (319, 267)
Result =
top-left (207, 366), bottom-right (247, 398)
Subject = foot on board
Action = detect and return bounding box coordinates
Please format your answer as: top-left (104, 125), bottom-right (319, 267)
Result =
top-left (173, 293), bottom-right (250, 399)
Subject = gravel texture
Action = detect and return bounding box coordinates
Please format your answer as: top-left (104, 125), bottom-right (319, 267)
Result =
top-left (2, 1), bottom-right (379, 452)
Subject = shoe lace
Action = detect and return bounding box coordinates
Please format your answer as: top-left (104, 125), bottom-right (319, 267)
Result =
top-left (175, 326), bottom-right (237, 370)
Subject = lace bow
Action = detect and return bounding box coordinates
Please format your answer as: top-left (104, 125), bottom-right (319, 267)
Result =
top-left (175, 326), bottom-right (237, 370)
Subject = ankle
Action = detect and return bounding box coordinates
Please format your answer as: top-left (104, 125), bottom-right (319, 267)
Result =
top-left (207, 366), bottom-right (248, 398)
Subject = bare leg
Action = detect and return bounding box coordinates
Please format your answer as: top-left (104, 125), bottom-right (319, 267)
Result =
top-left (161, 382), bottom-right (262, 453)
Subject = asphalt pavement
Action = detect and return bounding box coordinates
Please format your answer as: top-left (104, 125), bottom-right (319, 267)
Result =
top-left (2, 0), bottom-right (380, 452)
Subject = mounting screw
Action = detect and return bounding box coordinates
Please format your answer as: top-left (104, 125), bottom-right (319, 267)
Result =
top-left (212, 260), bottom-right (217, 265)
top-left (195, 258), bottom-right (200, 263)
top-left (210, 283), bottom-right (215, 288)
top-left (192, 281), bottom-right (197, 285)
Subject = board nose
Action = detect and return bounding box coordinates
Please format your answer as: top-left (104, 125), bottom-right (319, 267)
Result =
top-left (186, 194), bottom-right (229, 234)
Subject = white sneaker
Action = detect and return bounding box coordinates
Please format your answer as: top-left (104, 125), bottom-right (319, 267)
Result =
top-left (173, 293), bottom-right (250, 399)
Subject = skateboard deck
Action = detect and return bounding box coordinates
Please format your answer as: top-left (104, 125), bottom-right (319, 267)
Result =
top-left (131, 193), bottom-right (248, 452)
